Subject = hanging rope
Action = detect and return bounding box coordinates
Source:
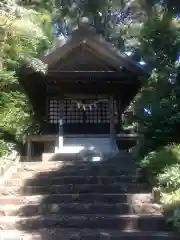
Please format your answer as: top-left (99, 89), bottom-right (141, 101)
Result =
top-left (67, 98), bottom-right (109, 111)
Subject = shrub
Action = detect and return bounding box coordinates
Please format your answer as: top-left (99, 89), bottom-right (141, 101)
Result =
top-left (139, 144), bottom-right (180, 184)
top-left (157, 164), bottom-right (180, 192)
top-left (157, 164), bottom-right (180, 231)
top-left (162, 190), bottom-right (180, 206)
top-left (162, 190), bottom-right (180, 232)
top-left (142, 146), bottom-right (180, 232)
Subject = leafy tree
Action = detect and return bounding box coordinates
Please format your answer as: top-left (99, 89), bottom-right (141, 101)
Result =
top-left (0, 0), bottom-right (54, 156)
top-left (124, 5), bottom-right (180, 155)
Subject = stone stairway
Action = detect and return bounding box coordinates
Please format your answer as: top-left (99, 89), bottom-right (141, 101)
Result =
top-left (0, 153), bottom-right (178, 239)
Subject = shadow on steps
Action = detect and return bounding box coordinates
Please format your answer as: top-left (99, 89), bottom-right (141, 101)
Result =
top-left (0, 151), bottom-right (178, 239)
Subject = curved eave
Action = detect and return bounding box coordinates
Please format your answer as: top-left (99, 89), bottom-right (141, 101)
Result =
top-left (17, 68), bottom-right (47, 118)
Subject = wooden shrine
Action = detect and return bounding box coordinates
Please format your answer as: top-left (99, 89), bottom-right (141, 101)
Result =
top-left (18, 23), bottom-right (149, 158)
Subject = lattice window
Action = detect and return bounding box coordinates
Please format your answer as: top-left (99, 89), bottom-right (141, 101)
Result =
top-left (84, 100), bottom-right (110, 123)
top-left (64, 99), bottom-right (84, 123)
top-left (48, 99), bottom-right (61, 124)
top-left (48, 98), bottom-right (117, 124)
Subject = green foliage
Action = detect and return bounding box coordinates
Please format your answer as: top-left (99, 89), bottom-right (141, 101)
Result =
top-left (161, 186), bottom-right (180, 232)
top-left (55, 0), bottom-right (148, 50)
top-left (140, 144), bottom-right (180, 183)
top-left (0, 90), bottom-right (31, 138)
top-left (0, 141), bottom-right (15, 157)
top-left (0, 0), bottom-right (54, 157)
top-left (140, 9), bottom-right (180, 68)
top-left (157, 164), bottom-right (180, 191)
top-left (162, 189), bottom-right (180, 206)
top-left (125, 6), bottom-right (180, 154)
top-left (17, 0), bottom-right (56, 13)
top-left (140, 143), bottom-right (180, 231)
top-left (0, 2), bottom-right (53, 70)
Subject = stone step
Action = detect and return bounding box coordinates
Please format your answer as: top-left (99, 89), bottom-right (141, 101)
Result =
top-left (0, 214), bottom-right (169, 231)
top-left (0, 193), bottom-right (141, 205)
top-left (0, 202), bottom-right (162, 217)
top-left (0, 183), bottom-right (149, 196)
top-left (0, 203), bottom-right (130, 216)
top-left (12, 167), bottom-right (140, 178)
top-left (0, 229), bottom-right (178, 240)
top-left (11, 171), bottom-right (141, 179)
top-left (4, 175), bottom-right (139, 187)
top-left (17, 160), bottom-right (139, 169)
top-left (15, 166), bottom-right (139, 174)
top-left (17, 161), bottom-right (138, 169)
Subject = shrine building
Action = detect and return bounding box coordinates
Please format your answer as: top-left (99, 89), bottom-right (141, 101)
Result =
top-left (18, 23), bottom-right (149, 160)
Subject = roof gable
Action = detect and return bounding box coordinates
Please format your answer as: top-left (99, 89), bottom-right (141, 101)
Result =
top-left (40, 24), bottom-right (149, 74)
top-left (50, 44), bottom-right (117, 71)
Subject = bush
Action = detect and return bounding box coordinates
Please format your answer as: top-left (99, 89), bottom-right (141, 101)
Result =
top-left (157, 164), bottom-right (180, 192)
top-left (140, 144), bottom-right (180, 232)
top-left (162, 190), bottom-right (180, 232)
top-left (162, 190), bottom-right (180, 206)
top-left (157, 163), bottom-right (180, 231)
top-left (139, 143), bottom-right (180, 184)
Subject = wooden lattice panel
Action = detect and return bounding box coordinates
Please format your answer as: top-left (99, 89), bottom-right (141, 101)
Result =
top-left (83, 100), bottom-right (110, 124)
top-left (64, 99), bottom-right (84, 124)
top-left (48, 99), bottom-right (61, 124)
top-left (48, 98), bottom-right (117, 124)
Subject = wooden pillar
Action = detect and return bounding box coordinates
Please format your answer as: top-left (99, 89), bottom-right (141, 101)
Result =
top-left (117, 100), bottom-right (122, 133)
top-left (26, 140), bottom-right (32, 161)
top-left (58, 99), bottom-right (64, 149)
top-left (109, 96), bottom-right (116, 152)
